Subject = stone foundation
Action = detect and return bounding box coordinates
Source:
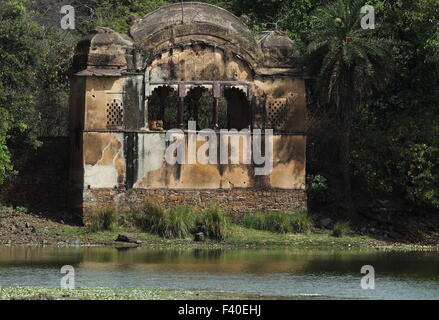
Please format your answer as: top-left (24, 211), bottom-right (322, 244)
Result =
top-left (82, 188), bottom-right (307, 222)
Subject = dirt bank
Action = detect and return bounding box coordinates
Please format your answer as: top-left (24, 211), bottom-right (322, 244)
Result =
top-left (0, 206), bottom-right (438, 249)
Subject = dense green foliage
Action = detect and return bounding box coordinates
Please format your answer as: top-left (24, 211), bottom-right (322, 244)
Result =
top-left (0, 1), bottom-right (43, 183)
top-left (0, 0), bottom-right (437, 216)
top-left (303, 0), bottom-right (395, 216)
top-left (349, 0), bottom-right (439, 210)
top-left (304, 0), bottom-right (438, 214)
top-left (0, 0), bottom-right (79, 183)
top-left (76, 0), bottom-right (168, 34)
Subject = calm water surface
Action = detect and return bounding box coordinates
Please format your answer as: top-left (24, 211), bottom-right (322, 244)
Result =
top-left (0, 246), bottom-right (438, 299)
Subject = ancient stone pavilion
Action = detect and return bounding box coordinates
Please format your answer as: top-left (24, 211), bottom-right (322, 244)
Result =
top-left (69, 2), bottom-right (307, 221)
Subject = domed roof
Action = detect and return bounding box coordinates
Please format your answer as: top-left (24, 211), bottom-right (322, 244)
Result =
top-left (258, 30), bottom-right (300, 57)
top-left (72, 3), bottom-right (301, 74)
top-left (130, 2), bottom-right (251, 39)
top-left (129, 2), bottom-right (260, 64)
top-left (72, 27), bottom-right (133, 73)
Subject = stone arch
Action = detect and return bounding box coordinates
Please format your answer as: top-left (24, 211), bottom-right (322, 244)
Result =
top-left (130, 2), bottom-right (262, 68)
top-left (146, 43), bottom-right (254, 83)
top-left (147, 85), bottom-right (178, 130)
top-left (184, 86), bottom-right (213, 130)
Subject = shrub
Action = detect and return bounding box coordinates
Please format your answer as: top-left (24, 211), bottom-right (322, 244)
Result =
top-left (162, 206), bottom-right (196, 239)
top-left (289, 210), bottom-right (314, 233)
top-left (197, 206), bottom-right (230, 240)
top-left (265, 213), bottom-right (292, 233)
top-left (332, 222), bottom-right (351, 237)
top-left (132, 199), bottom-right (167, 234)
top-left (0, 206), bottom-right (13, 216)
top-left (243, 214), bottom-right (267, 230)
top-left (14, 206), bottom-right (28, 215)
top-left (88, 207), bottom-right (118, 232)
top-left (243, 211), bottom-right (313, 234)
top-left (130, 200), bottom-right (196, 239)
top-left (243, 212), bottom-right (290, 233)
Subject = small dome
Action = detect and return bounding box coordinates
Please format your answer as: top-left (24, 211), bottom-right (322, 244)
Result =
top-left (258, 30), bottom-right (300, 58)
top-left (72, 27), bottom-right (133, 72)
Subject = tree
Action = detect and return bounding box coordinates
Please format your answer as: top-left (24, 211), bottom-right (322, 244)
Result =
top-left (350, 0), bottom-right (439, 211)
top-left (302, 0), bottom-right (394, 216)
top-left (0, 1), bottom-right (45, 183)
top-left (77, 0), bottom-right (169, 34)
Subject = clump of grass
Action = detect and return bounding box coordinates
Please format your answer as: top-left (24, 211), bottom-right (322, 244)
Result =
top-left (130, 200), bottom-right (196, 239)
top-left (290, 210), bottom-right (314, 233)
top-left (131, 199), bottom-right (166, 234)
top-left (196, 206), bottom-right (231, 240)
top-left (0, 206), bottom-right (13, 216)
top-left (243, 212), bottom-right (289, 233)
top-left (331, 222), bottom-right (351, 237)
top-left (243, 211), bottom-right (313, 234)
top-left (162, 206), bottom-right (196, 239)
top-left (0, 206), bottom-right (25, 216)
top-left (88, 207), bottom-right (118, 232)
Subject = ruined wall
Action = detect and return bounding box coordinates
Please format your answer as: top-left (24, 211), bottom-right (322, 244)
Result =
top-left (132, 133), bottom-right (305, 190)
top-left (148, 45), bottom-right (252, 82)
top-left (253, 76), bottom-right (307, 132)
top-left (82, 77), bottom-right (126, 189)
top-left (69, 2), bottom-right (308, 221)
top-left (82, 188), bottom-right (306, 222)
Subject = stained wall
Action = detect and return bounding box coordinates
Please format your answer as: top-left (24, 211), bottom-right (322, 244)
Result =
top-left (69, 3), bottom-right (308, 220)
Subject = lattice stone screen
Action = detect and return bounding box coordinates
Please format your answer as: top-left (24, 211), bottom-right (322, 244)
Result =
top-left (266, 98), bottom-right (287, 131)
top-left (106, 99), bottom-right (124, 128)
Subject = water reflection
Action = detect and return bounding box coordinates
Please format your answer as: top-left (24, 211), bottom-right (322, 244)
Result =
top-left (1, 246), bottom-right (439, 299)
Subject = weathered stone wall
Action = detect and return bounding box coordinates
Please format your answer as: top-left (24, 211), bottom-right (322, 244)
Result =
top-left (82, 188), bottom-right (307, 221)
top-left (69, 3), bottom-right (309, 223)
top-left (132, 133), bottom-right (306, 190)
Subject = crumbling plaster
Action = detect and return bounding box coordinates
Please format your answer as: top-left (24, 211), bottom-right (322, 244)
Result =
top-left (69, 2), bottom-right (308, 219)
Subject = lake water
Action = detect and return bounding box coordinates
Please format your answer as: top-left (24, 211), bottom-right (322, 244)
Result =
top-left (0, 246), bottom-right (438, 300)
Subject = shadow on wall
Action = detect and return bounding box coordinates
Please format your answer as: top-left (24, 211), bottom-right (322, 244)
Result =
top-left (0, 137), bottom-right (74, 223)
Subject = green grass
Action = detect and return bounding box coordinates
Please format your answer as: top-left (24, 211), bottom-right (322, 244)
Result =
top-left (332, 222), bottom-right (351, 238)
top-left (128, 203), bottom-right (233, 240)
top-left (129, 199), bottom-right (165, 233)
top-left (227, 225), bottom-right (372, 247)
top-left (243, 211), bottom-right (313, 234)
top-left (0, 286), bottom-right (265, 300)
top-left (196, 206), bottom-right (231, 240)
top-left (290, 211), bottom-right (314, 233)
top-left (23, 219), bottom-right (421, 250)
top-left (2, 204), bottom-right (428, 250)
top-left (163, 206), bottom-right (196, 239)
top-left (88, 207), bottom-right (118, 233)
top-left (129, 201), bottom-right (196, 239)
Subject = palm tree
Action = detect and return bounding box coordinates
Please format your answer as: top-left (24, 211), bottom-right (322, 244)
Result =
top-left (303, 0), bottom-right (394, 216)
